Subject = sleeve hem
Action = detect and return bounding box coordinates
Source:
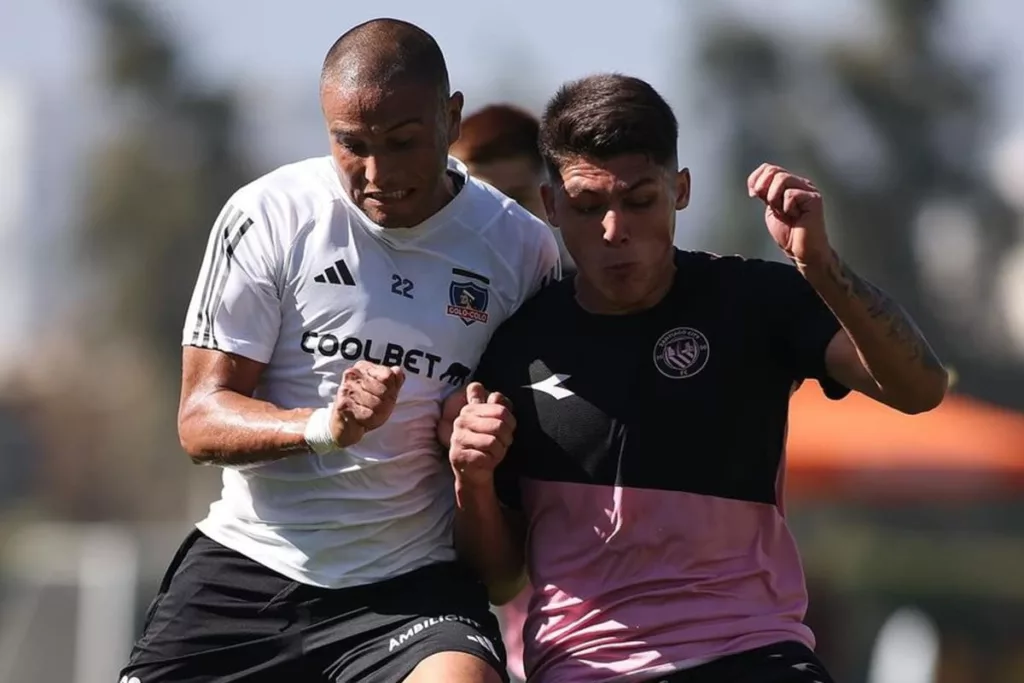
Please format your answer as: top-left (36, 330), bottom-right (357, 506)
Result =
top-left (808, 324), bottom-right (852, 401)
top-left (182, 335), bottom-right (274, 365)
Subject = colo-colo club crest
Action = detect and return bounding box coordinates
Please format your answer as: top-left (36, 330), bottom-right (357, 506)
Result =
top-left (446, 267), bottom-right (490, 326)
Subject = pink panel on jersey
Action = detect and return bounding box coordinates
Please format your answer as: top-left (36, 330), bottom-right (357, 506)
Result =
top-left (520, 479), bottom-right (813, 683)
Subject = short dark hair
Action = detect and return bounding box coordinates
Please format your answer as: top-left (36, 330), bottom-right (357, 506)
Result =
top-left (450, 105), bottom-right (542, 169)
top-left (539, 73), bottom-right (678, 179)
top-left (320, 18), bottom-right (450, 97)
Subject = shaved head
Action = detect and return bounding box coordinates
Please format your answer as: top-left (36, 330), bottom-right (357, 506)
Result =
top-left (319, 18), bottom-right (464, 229)
top-left (320, 18), bottom-right (450, 98)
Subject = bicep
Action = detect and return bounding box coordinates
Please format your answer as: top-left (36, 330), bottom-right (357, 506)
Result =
top-left (823, 330), bottom-right (891, 405)
top-left (180, 347), bottom-right (267, 417)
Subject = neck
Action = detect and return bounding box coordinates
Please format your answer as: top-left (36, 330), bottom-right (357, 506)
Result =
top-left (407, 170), bottom-right (457, 228)
top-left (438, 168), bottom-right (457, 204)
top-left (575, 252), bottom-right (677, 315)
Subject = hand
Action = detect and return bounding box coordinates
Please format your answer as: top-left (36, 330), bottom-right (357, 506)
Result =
top-left (437, 388), bottom-right (469, 449)
top-left (330, 361), bottom-right (405, 447)
top-left (747, 163), bottom-right (831, 267)
top-left (449, 382), bottom-right (516, 486)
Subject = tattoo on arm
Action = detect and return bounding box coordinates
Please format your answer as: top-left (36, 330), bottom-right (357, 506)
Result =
top-left (826, 258), bottom-right (946, 374)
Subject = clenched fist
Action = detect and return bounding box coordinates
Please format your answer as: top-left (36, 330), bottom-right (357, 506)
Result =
top-left (330, 361), bottom-right (405, 447)
top-left (747, 163), bottom-right (831, 267)
top-left (449, 382), bottom-right (516, 486)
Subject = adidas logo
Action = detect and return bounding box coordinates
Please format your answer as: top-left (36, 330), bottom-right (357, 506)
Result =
top-left (314, 259), bottom-right (355, 286)
top-left (466, 634), bottom-right (499, 661)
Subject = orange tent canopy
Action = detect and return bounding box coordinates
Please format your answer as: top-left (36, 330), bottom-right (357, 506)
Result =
top-left (784, 384), bottom-right (1024, 500)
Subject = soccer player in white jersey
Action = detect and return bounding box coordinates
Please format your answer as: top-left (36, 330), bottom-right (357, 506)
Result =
top-left (119, 18), bottom-right (559, 683)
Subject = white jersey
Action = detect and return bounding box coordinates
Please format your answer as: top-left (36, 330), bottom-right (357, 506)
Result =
top-left (182, 155), bottom-right (560, 589)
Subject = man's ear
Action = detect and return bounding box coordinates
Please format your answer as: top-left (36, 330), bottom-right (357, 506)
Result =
top-left (447, 91), bottom-right (464, 145)
top-left (541, 183), bottom-right (559, 227)
top-left (675, 167), bottom-right (691, 211)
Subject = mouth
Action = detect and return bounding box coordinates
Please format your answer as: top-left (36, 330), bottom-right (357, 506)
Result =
top-left (363, 189), bottom-right (414, 203)
top-left (605, 262), bottom-right (638, 274)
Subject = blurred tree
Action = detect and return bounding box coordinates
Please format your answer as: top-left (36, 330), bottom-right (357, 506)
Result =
top-left (696, 0), bottom-right (1024, 409)
top-left (45, 0), bottom-right (258, 521)
top-left (80, 0), bottom-right (255, 376)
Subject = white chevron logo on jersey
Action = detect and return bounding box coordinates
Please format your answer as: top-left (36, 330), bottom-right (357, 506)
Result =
top-left (466, 634), bottom-right (499, 661)
top-left (525, 374), bottom-right (573, 400)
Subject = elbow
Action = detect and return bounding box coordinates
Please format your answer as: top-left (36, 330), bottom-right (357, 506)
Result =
top-left (177, 400), bottom-right (213, 463)
top-left (895, 369), bottom-right (950, 415)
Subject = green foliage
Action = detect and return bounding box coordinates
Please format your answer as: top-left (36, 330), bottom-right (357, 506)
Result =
top-left (696, 0), bottom-right (1024, 408)
top-left (79, 0), bottom-right (256, 376)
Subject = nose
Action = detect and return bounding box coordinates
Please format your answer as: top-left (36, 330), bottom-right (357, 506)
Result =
top-left (602, 209), bottom-right (630, 245)
top-left (363, 155), bottom-right (383, 190)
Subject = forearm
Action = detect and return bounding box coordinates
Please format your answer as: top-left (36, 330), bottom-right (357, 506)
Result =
top-left (453, 477), bottom-right (526, 604)
top-left (179, 390), bottom-right (315, 466)
top-left (799, 251), bottom-right (948, 409)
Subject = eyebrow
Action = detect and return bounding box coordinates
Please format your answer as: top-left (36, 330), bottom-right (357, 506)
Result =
top-left (625, 177), bottom-right (659, 191)
top-left (331, 117), bottom-right (424, 136)
top-left (566, 177), bottom-right (659, 195)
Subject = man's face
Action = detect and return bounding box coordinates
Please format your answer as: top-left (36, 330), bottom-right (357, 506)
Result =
top-left (322, 81), bottom-right (463, 228)
top-left (466, 156), bottom-right (545, 219)
top-left (542, 154), bottom-right (690, 310)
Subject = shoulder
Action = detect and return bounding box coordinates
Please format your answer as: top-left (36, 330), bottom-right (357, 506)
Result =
top-left (676, 249), bottom-right (802, 287)
top-left (230, 156), bottom-right (343, 242)
top-left (489, 278), bottom-right (572, 345)
top-left (459, 170), bottom-right (557, 254)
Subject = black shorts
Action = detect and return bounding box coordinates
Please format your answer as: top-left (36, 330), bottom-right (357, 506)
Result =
top-left (120, 530), bottom-right (507, 683)
top-left (653, 642), bottom-right (834, 683)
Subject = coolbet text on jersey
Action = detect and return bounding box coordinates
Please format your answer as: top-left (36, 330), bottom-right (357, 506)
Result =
top-left (182, 155), bottom-right (559, 589)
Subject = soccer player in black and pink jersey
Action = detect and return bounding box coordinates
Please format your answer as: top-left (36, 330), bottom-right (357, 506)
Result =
top-left (440, 74), bottom-right (948, 683)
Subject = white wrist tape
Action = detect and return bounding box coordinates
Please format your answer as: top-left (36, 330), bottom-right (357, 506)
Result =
top-left (304, 407), bottom-right (339, 455)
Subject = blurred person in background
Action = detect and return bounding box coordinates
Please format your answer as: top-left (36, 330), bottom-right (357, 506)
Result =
top-left (451, 104), bottom-right (576, 279)
top-left (120, 18), bottom-right (559, 683)
top-left (449, 103), bottom-right (569, 682)
top-left (444, 74), bottom-right (948, 683)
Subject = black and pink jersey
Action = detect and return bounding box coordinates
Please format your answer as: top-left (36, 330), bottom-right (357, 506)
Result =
top-left (473, 249), bottom-right (848, 683)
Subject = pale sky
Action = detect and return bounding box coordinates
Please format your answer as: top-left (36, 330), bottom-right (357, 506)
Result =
top-left (4, 0), bottom-right (1021, 177)
top-left (0, 0), bottom-right (1021, 351)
